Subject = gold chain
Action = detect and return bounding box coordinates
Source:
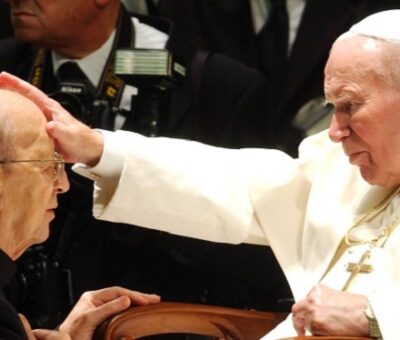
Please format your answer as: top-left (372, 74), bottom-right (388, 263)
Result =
top-left (344, 186), bottom-right (400, 247)
top-left (320, 186), bottom-right (400, 282)
top-left (340, 216), bottom-right (400, 291)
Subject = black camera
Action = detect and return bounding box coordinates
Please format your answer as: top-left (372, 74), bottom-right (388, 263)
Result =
top-left (50, 82), bottom-right (118, 130)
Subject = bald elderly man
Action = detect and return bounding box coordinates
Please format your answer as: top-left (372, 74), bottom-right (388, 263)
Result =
top-left (0, 88), bottom-right (160, 340)
top-left (3, 9), bottom-right (400, 339)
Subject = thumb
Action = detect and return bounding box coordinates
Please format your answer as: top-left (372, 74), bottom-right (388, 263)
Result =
top-left (19, 314), bottom-right (36, 340)
top-left (46, 119), bottom-right (71, 140)
top-left (46, 120), bottom-right (77, 163)
top-left (33, 329), bottom-right (71, 340)
top-left (65, 296), bottom-right (131, 340)
top-left (45, 103), bottom-right (81, 126)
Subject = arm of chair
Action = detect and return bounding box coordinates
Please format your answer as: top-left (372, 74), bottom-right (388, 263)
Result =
top-left (93, 301), bottom-right (288, 340)
top-left (93, 302), bottom-right (373, 340)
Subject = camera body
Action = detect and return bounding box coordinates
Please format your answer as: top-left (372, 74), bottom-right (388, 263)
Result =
top-left (50, 49), bottom-right (186, 134)
top-left (50, 90), bottom-right (117, 130)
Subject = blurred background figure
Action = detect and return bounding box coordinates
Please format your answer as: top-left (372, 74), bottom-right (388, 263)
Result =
top-left (123, 0), bottom-right (400, 155)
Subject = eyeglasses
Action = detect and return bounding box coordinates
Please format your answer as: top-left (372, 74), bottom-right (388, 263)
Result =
top-left (0, 152), bottom-right (65, 181)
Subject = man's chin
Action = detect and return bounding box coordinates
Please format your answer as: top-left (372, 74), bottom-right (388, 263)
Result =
top-left (36, 223), bottom-right (51, 243)
top-left (360, 166), bottom-right (397, 188)
top-left (13, 28), bottom-right (42, 44)
top-left (359, 166), bottom-right (376, 185)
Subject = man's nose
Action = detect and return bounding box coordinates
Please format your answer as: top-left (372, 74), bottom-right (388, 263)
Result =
top-left (328, 113), bottom-right (350, 143)
top-left (55, 170), bottom-right (70, 194)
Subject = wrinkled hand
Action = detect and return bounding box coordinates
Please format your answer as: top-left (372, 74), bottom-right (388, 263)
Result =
top-left (59, 286), bottom-right (160, 340)
top-left (291, 284), bottom-right (369, 336)
top-left (0, 71), bottom-right (103, 166)
top-left (19, 314), bottom-right (71, 340)
top-left (46, 105), bottom-right (104, 166)
top-left (32, 330), bottom-right (72, 340)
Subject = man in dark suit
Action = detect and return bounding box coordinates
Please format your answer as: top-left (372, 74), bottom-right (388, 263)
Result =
top-left (0, 0), bottom-right (289, 329)
top-left (153, 0), bottom-right (400, 155)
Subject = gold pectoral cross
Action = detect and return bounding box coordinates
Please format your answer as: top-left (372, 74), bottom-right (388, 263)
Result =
top-left (342, 249), bottom-right (373, 291)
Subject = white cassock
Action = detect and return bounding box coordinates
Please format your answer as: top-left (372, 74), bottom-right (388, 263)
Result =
top-left (74, 129), bottom-right (400, 339)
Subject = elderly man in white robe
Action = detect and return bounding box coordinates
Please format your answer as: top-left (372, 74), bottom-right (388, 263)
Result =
top-left (2, 9), bottom-right (400, 340)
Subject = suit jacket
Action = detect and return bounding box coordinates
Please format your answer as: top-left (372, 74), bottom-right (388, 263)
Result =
top-left (0, 250), bottom-right (27, 340)
top-left (154, 0), bottom-right (400, 154)
top-left (78, 129), bottom-right (400, 339)
top-left (0, 10), bottom-right (290, 321)
top-left (0, 0), bottom-right (12, 39)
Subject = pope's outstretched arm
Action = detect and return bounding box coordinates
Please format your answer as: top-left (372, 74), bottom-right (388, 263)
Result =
top-left (0, 72), bottom-right (268, 246)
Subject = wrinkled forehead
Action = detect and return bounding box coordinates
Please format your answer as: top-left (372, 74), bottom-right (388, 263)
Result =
top-left (327, 33), bottom-right (398, 87)
top-left (323, 37), bottom-right (389, 104)
top-left (326, 35), bottom-right (383, 74)
top-left (0, 89), bottom-right (52, 155)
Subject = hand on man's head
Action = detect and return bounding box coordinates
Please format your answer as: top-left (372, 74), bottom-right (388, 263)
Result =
top-left (0, 72), bottom-right (104, 166)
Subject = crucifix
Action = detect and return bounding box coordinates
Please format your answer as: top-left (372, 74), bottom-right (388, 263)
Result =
top-left (342, 249), bottom-right (373, 291)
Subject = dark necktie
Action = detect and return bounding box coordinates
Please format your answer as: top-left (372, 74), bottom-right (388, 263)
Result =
top-left (257, 0), bottom-right (289, 87)
top-left (55, 61), bottom-right (96, 99)
top-left (56, 61), bottom-right (87, 83)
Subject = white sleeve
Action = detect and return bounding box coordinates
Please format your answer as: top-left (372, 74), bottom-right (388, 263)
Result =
top-left (72, 129), bottom-right (126, 180)
top-left (86, 130), bottom-right (280, 245)
top-left (73, 130), bottom-right (324, 248)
